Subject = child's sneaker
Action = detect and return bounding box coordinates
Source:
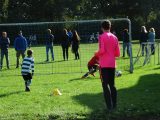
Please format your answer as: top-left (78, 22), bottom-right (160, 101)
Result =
top-left (91, 73), bottom-right (95, 77)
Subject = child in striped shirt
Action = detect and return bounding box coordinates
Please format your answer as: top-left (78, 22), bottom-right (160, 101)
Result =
top-left (21, 49), bottom-right (34, 92)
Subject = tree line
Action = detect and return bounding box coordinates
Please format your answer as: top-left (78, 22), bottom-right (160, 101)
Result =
top-left (0, 0), bottom-right (160, 39)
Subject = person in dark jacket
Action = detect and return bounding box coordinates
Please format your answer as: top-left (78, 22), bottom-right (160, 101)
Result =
top-left (140, 26), bottom-right (148, 56)
top-left (14, 30), bottom-right (27, 68)
top-left (61, 29), bottom-right (70, 61)
top-left (0, 32), bottom-right (10, 69)
top-left (45, 29), bottom-right (54, 61)
top-left (122, 29), bottom-right (130, 57)
top-left (71, 30), bottom-right (80, 60)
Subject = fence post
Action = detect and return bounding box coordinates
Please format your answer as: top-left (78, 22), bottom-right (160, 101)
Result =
top-left (158, 41), bottom-right (160, 65)
top-left (128, 19), bottom-right (133, 73)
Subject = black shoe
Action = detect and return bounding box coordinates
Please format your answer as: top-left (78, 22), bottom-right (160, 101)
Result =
top-left (25, 87), bottom-right (30, 92)
top-left (16, 66), bottom-right (19, 68)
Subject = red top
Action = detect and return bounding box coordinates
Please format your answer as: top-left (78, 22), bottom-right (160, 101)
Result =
top-left (88, 55), bottom-right (99, 66)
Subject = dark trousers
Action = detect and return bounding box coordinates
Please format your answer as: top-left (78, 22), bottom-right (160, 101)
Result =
top-left (46, 45), bottom-right (54, 61)
top-left (1, 50), bottom-right (9, 69)
top-left (141, 43), bottom-right (148, 56)
top-left (74, 50), bottom-right (80, 59)
top-left (72, 45), bottom-right (80, 59)
top-left (100, 68), bottom-right (117, 110)
top-left (151, 44), bottom-right (155, 55)
top-left (62, 46), bottom-right (69, 60)
top-left (16, 50), bottom-right (25, 68)
top-left (123, 42), bottom-right (130, 57)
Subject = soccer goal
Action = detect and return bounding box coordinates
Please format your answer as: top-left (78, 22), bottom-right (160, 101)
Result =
top-left (0, 18), bottom-right (134, 76)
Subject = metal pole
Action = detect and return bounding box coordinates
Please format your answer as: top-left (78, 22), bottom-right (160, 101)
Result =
top-left (158, 41), bottom-right (160, 65)
top-left (128, 19), bottom-right (134, 73)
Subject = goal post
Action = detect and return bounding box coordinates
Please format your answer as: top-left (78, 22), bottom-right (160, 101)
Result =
top-left (0, 18), bottom-right (134, 75)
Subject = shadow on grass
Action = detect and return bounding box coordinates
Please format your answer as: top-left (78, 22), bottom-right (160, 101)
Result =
top-left (69, 76), bottom-right (98, 82)
top-left (0, 91), bottom-right (24, 98)
top-left (35, 59), bottom-right (75, 65)
top-left (72, 74), bottom-right (160, 120)
top-left (153, 66), bottom-right (160, 70)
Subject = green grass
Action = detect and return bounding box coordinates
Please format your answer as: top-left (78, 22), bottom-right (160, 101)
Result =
top-left (0, 43), bottom-right (160, 120)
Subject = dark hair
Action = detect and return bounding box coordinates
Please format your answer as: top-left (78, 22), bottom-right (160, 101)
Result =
top-left (27, 49), bottom-right (33, 56)
top-left (72, 30), bottom-right (80, 42)
top-left (101, 20), bottom-right (111, 30)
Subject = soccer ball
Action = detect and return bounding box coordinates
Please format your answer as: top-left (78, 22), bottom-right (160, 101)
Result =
top-left (115, 70), bottom-right (122, 77)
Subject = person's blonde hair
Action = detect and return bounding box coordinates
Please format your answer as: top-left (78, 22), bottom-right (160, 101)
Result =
top-left (149, 28), bottom-right (155, 33)
top-left (47, 29), bottom-right (52, 34)
top-left (2, 32), bottom-right (7, 37)
top-left (141, 26), bottom-right (147, 33)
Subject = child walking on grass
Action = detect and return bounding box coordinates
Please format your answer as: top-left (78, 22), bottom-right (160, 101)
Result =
top-left (21, 49), bottom-right (34, 92)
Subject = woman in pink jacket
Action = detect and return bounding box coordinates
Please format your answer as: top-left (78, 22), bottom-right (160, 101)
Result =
top-left (96, 20), bottom-right (120, 110)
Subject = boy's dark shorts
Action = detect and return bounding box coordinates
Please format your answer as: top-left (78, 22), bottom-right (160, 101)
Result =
top-left (22, 73), bottom-right (32, 80)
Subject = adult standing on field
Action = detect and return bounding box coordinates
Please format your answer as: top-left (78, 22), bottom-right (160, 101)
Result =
top-left (148, 28), bottom-right (156, 55)
top-left (71, 30), bottom-right (80, 60)
top-left (140, 26), bottom-right (148, 56)
top-left (0, 32), bottom-right (10, 69)
top-left (96, 20), bottom-right (120, 110)
top-left (61, 29), bottom-right (70, 61)
top-left (14, 30), bottom-right (27, 68)
top-left (45, 29), bottom-right (54, 61)
top-left (122, 29), bottom-right (130, 57)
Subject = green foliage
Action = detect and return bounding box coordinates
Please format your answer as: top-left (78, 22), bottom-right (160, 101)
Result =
top-left (1, 0), bottom-right (160, 39)
top-left (0, 0), bottom-right (159, 22)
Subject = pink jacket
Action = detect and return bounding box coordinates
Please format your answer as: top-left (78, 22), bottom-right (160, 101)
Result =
top-left (96, 32), bottom-right (120, 68)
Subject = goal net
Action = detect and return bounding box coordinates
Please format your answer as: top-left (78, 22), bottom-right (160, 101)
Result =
top-left (0, 18), bottom-right (133, 76)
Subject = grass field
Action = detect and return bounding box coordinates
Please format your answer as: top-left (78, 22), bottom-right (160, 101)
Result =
top-left (0, 43), bottom-right (160, 120)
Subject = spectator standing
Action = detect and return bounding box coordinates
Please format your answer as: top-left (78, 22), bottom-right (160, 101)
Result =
top-left (61, 29), bottom-right (70, 61)
top-left (45, 29), bottom-right (54, 61)
top-left (122, 29), bottom-right (130, 57)
top-left (0, 32), bottom-right (10, 69)
top-left (14, 31), bottom-right (27, 68)
top-left (71, 30), bottom-right (80, 60)
top-left (148, 28), bottom-right (156, 55)
top-left (140, 26), bottom-right (148, 56)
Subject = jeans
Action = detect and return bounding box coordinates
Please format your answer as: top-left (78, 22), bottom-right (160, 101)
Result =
top-left (1, 50), bottom-right (9, 69)
top-left (123, 42), bottom-right (130, 57)
top-left (100, 68), bottom-right (117, 110)
top-left (46, 45), bottom-right (54, 61)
